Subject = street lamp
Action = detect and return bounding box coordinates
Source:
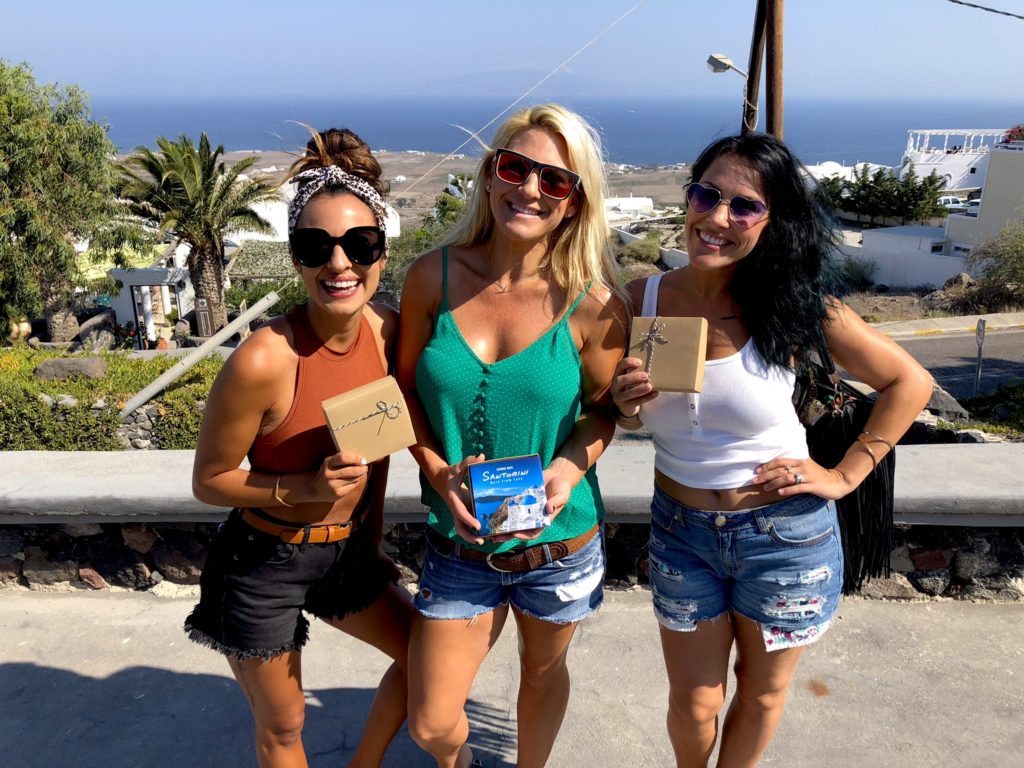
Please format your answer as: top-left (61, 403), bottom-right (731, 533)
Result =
top-left (707, 52), bottom-right (758, 133)
top-left (706, 53), bottom-right (748, 79)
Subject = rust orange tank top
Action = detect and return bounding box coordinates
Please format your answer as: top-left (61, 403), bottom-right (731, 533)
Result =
top-left (248, 305), bottom-right (386, 475)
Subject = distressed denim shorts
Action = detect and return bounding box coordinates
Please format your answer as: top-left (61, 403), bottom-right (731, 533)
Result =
top-left (184, 510), bottom-right (393, 660)
top-left (648, 485), bottom-right (843, 651)
top-left (414, 529), bottom-right (605, 625)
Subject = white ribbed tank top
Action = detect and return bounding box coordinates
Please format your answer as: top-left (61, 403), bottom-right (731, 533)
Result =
top-left (638, 274), bottom-right (809, 490)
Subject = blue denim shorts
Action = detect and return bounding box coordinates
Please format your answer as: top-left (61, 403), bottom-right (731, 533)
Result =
top-left (414, 529), bottom-right (605, 625)
top-left (648, 485), bottom-right (843, 651)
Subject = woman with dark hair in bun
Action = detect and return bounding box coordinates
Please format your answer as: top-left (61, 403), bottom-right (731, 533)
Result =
top-left (186, 127), bottom-right (414, 767)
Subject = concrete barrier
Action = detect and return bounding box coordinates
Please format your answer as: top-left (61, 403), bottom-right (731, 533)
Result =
top-left (2, 443), bottom-right (1022, 526)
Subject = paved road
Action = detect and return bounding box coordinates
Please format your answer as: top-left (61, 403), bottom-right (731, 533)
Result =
top-left (2, 589), bottom-right (1022, 767)
top-left (897, 328), bottom-right (1024, 400)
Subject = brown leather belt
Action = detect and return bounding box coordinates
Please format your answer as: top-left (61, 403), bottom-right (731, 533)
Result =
top-left (240, 508), bottom-right (355, 545)
top-left (428, 524), bottom-right (600, 574)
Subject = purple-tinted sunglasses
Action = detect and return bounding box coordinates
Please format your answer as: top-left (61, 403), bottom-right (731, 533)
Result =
top-left (685, 182), bottom-right (768, 229)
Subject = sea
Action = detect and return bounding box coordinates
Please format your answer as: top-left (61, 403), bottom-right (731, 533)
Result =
top-left (91, 96), bottom-right (1023, 169)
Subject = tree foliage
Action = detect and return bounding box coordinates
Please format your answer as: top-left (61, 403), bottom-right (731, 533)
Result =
top-left (0, 61), bottom-right (142, 341)
top-left (118, 133), bottom-right (281, 332)
top-left (968, 210), bottom-right (1024, 306)
top-left (382, 189), bottom-right (466, 297)
top-left (818, 164), bottom-right (945, 225)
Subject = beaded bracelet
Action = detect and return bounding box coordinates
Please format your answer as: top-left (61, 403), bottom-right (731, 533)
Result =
top-left (273, 475), bottom-right (295, 508)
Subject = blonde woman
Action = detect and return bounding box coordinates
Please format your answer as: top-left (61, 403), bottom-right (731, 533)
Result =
top-left (397, 104), bottom-right (627, 768)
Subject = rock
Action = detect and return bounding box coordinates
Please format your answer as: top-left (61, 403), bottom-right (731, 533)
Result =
top-left (0, 556), bottom-right (22, 584)
top-left (90, 548), bottom-right (152, 589)
top-left (857, 572), bottom-right (920, 600)
top-left (956, 429), bottom-right (990, 444)
top-left (37, 393), bottom-right (55, 408)
top-left (943, 272), bottom-right (976, 291)
top-left (958, 577), bottom-right (1023, 602)
top-left (992, 403), bottom-right (1014, 422)
top-left (56, 394), bottom-right (79, 409)
top-left (131, 439), bottom-right (152, 449)
top-left (910, 548), bottom-right (952, 571)
top-left (122, 524), bottom-right (159, 554)
top-left (33, 357), bottom-right (108, 381)
top-left (150, 538), bottom-right (206, 584)
top-left (395, 562), bottom-right (418, 585)
top-left (78, 309), bottom-right (116, 344)
top-left (0, 531), bottom-right (25, 557)
top-left (954, 544), bottom-right (1001, 580)
top-left (21, 546), bottom-right (78, 588)
top-left (78, 566), bottom-right (108, 590)
top-left (80, 329), bottom-right (115, 352)
top-left (922, 290), bottom-right (947, 308)
top-left (91, 398), bottom-right (107, 410)
top-left (60, 523), bottom-right (104, 538)
top-left (908, 569), bottom-right (950, 596)
top-left (924, 385), bottom-right (969, 422)
top-left (889, 545), bottom-right (914, 572)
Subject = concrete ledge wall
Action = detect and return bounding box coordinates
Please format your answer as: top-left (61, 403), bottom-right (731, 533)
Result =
top-left (2, 444), bottom-right (1022, 526)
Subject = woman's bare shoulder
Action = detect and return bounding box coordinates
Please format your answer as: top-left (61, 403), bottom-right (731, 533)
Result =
top-left (222, 316), bottom-right (295, 386)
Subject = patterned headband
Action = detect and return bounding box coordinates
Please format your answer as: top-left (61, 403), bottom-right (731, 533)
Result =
top-left (287, 165), bottom-right (389, 258)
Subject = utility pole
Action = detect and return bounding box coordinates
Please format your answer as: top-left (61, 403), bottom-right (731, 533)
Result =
top-left (742, 0), bottom-right (767, 135)
top-left (765, 0), bottom-right (784, 138)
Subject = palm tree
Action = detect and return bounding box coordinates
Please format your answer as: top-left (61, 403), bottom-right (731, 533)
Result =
top-left (119, 133), bottom-right (282, 333)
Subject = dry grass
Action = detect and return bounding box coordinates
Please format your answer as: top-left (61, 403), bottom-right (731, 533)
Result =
top-left (843, 291), bottom-right (937, 323)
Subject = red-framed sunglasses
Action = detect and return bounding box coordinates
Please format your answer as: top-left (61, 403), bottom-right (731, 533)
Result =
top-left (493, 148), bottom-right (581, 201)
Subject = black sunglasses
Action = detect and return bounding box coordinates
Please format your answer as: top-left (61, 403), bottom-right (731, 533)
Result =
top-left (288, 226), bottom-right (385, 268)
top-left (493, 148), bottom-right (581, 200)
top-left (684, 182), bottom-right (768, 229)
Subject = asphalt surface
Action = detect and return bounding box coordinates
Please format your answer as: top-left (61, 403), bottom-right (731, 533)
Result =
top-left (2, 589), bottom-right (1022, 768)
top-left (897, 328), bottom-right (1024, 400)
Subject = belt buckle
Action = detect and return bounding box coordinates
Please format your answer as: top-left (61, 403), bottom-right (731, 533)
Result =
top-left (485, 550), bottom-right (516, 573)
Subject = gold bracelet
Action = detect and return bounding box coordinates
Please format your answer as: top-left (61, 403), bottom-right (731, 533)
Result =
top-left (854, 437), bottom-right (880, 469)
top-left (859, 430), bottom-right (895, 451)
top-left (273, 475), bottom-right (295, 508)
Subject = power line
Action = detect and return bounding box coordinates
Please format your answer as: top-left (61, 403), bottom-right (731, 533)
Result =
top-left (396, 0), bottom-right (649, 196)
top-left (947, 0), bottom-right (1024, 20)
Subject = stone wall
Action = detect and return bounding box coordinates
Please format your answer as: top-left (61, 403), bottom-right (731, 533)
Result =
top-left (2, 520), bottom-right (1021, 602)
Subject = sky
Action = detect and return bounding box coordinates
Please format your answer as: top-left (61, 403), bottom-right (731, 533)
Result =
top-left (4, 0), bottom-right (1024, 104)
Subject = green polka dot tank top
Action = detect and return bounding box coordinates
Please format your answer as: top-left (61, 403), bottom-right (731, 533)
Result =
top-left (415, 246), bottom-right (604, 553)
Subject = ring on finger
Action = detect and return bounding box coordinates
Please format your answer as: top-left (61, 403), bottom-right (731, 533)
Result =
top-left (785, 465), bottom-right (793, 474)
top-left (794, 473), bottom-right (804, 485)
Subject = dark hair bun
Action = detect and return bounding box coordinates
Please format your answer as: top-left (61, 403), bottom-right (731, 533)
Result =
top-left (287, 127), bottom-right (388, 196)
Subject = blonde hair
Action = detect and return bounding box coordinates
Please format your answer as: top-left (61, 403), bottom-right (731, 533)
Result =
top-left (445, 104), bottom-right (620, 317)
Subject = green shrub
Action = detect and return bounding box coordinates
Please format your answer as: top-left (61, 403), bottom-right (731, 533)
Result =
top-left (0, 346), bottom-right (221, 450)
top-left (838, 256), bottom-right (877, 293)
top-left (619, 231), bottom-right (663, 265)
top-left (225, 279), bottom-right (308, 318)
top-left (961, 382), bottom-right (1024, 437)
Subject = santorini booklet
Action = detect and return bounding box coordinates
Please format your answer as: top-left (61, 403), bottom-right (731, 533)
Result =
top-left (466, 455), bottom-right (550, 537)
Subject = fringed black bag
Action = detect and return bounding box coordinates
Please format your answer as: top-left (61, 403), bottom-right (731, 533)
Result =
top-left (793, 335), bottom-right (895, 594)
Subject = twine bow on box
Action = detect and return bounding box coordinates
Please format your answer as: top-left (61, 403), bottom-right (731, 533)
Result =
top-left (631, 317), bottom-right (668, 374)
top-left (332, 400), bottom-right (403, 436)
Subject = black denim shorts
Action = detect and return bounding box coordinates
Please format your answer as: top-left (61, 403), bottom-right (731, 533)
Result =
top-left (184, 509), bottom-right (393, 660)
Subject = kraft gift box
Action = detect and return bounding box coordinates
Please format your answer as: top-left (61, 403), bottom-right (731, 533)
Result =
top-left (466, 455), bottom-right (550, 538)
top-left (321, 375), bottom-right (416, 464)
top-left (628, 316), bottom-right (709, 393)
